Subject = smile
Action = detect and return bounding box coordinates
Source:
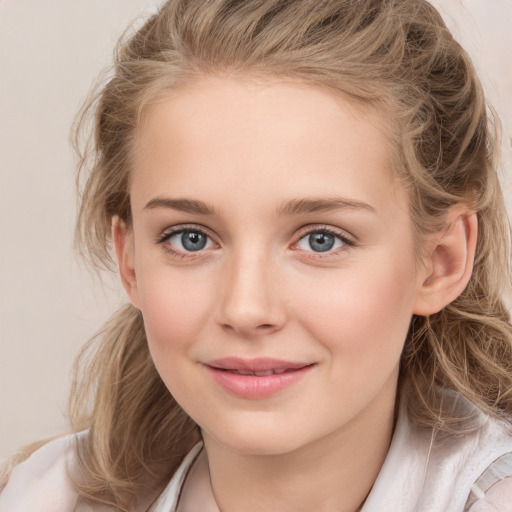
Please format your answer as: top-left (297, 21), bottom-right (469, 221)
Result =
top-left (224, 368), bottom-right (294, 376)
top-left (204, 358), bottom-right (315, 399)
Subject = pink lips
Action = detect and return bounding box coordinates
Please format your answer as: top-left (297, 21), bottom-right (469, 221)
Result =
top-left (204, 357), bottom-right (314, 399)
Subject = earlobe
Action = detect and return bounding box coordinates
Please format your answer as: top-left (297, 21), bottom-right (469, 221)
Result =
top-left (413, 209), bottom-right (478, 316)
top-left (111, 216), bottom-right (141, 309)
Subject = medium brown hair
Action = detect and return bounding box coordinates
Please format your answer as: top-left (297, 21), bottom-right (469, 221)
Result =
top-left (68, 0), bottom-right (512, 508)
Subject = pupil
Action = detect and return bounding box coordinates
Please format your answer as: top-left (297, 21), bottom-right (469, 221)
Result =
top-left (309, 233), bottom-right (335, 252)
top-left (182, 231), bottom-right (207, 251)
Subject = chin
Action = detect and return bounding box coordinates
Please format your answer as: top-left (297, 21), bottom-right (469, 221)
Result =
top-left (201, 414), bottom-right (318, 456)
top-left (216, 434), bottom-right (307, 456)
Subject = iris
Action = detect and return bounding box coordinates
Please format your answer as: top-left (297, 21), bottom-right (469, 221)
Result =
top-left (181, 231), bottom-right (208, 251)
top-left (309, 233), bottom-right (335, 252)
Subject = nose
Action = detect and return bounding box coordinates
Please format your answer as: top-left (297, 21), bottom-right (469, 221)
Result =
top-left (216, 248), bottom-right (287, 338)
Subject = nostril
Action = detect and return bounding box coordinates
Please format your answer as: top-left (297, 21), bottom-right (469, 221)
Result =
top-left (257, 324), bottom-right (276, 330)
top-left (220, 322), bottom-right (279, 336)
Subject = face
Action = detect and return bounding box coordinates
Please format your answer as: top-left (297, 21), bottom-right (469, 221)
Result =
top-left (120, 76), bottom-right (429, 456)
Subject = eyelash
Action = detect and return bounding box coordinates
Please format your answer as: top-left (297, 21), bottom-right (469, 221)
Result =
top-left (294, 225), bottom-right (355, 259)
top-left (155, 224), bottom-right (355, 259)
top-left (156, 225), bottom-right (216, 259)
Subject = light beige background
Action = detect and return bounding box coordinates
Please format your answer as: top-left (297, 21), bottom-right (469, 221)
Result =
top-left (1, 0), bottom-right (511, 458)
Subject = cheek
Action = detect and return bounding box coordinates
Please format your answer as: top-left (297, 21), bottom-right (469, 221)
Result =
top-left (293, 256), bottom-right (417, 363)
top-left (135, 265), bottom-right (214, 355)
top-left (135, 267), bottom-right (217, 408)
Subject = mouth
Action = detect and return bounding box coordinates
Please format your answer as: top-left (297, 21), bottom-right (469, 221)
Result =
top-left (204, 357), bottom-right (315, 399)
top-left (207, 357), bottom-right (312, 373)
top-left (215, 367), bottom-right (304, 376)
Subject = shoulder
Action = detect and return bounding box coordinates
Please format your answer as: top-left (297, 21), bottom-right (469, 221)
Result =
top-left (0, 433), bottom-right (85, 512)
top-left (424, 391), bottom-right (512, 511)
top-left (361, 389), bottom-right (512, 512)
top-left (467, 477), bottom-right (512, 512)
top-left (466, 453), bottom-right (512, 512)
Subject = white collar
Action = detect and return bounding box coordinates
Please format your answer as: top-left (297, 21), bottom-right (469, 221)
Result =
top-left (149, 391), bottom-right (511, 512)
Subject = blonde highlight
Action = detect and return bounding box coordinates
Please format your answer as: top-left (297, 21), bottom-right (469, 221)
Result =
top-left (63, 0), bottom-right (512, 508)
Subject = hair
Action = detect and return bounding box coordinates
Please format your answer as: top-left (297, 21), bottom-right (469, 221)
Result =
top-left (64, 0), bottom-right (512, 508)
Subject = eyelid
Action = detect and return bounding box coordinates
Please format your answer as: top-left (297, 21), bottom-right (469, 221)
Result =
top-left (156, 224), bottom-right (219, 256)
top-left (155, 223), bottom-right (355, 260)
top-left (294, 224), bottom-right (356, 245)
top-left (291, 224), bottom-right (356, 256)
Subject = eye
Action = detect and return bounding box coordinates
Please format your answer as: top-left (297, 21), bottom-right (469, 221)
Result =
top-left (160, 228), bottom-right (216, 253)
top-left (296, 230), bottom-right (349, 253)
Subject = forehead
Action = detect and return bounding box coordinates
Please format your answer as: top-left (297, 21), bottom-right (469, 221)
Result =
top-left (131, 76), bottom-right (406, 217)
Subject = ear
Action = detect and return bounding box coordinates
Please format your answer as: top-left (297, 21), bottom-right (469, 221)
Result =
top-left (112, 216), bottom-right (140, 309)
top-left (413, 208), bottom-right (478, 316)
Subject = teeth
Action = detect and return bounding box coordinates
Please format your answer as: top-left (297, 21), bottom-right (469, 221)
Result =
top-left (230, 369), bottom-right (291, 376)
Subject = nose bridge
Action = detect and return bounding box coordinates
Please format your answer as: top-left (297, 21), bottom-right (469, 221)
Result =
top-left (217, 242), bottom-right (284, 336)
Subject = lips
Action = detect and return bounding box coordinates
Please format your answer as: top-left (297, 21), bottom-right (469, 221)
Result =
top-left (204, 357), bottom-right (314, 399)
top-left (223, 368), bottom-right (294, 376)
top-left (207, 357), bottom-right (310, 371)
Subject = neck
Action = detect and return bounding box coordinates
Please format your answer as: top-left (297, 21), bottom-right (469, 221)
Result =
top-left (202, 387), bottom-right (397, 512)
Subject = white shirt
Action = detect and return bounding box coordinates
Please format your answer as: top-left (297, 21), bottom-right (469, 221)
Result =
top-left (1, 391), bottom-right (511, 511)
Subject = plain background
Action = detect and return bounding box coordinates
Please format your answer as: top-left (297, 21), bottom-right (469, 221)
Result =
top-left (1, 0), bottom-right (511, 459)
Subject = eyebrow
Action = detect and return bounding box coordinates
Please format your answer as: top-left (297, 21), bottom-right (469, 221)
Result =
top-left (278, 197), bottom-right (376, 215)
top-left (143, 196), bottom-right (376, 216)
top-left (144, 197), bottom-right (217, 215)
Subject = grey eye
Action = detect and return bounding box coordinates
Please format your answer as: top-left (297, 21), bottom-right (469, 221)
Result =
top-left (298, 232), bottom-right (344, 253)
top-left (169, 230), bottom-right (213, 252)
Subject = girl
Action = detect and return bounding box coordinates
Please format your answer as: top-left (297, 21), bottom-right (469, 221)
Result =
top-left (1, 0), bottom-right (511, 510)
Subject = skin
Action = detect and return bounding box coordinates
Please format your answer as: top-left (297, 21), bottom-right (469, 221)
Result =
top-left (114, 76), bottom-right (477, 512)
